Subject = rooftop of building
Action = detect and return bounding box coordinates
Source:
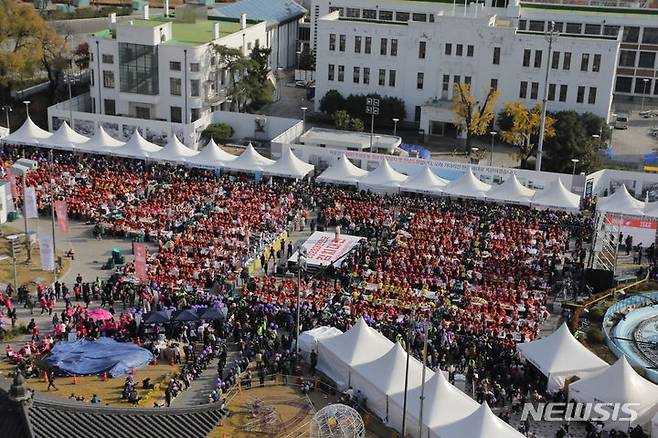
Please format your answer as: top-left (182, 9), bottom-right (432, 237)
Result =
top-left (300, 127), bottom-right (401, 151)
top-left (520, 0), bottom-right (658, 16)
top-left (92, 15), bottom-right (261, 46)
top-left (214, 0), bottom-right (306, 25)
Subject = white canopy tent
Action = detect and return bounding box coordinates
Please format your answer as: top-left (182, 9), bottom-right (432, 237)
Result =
top-left (112, 130), bottom-right (161, 159)
top-left (517, 323), bottom-right (608, 392)
top-left (265, 147), bottom-right (314, 179)
top-left (316, 317), bottom-right (393, 389)
top-left (645, 201), bottom-right (658, 218)
top-left (389, 370), bottom-right (478, 437)
top-left (596, 184), bottom-right (645, 216)
top-left (186, 139), bottom-right (237, 169)
top-left (569, 356), bottom-right (658, 429)
top-left (350, 343), bottom-right (429, 422)
top-left (432, 403), bottom-right (526, 438)
top-left (76, 125), bottom-right (125, 154)
top-left (297, 326), bottom-right (342, 361)
top-left (399, 165), bottom-right (448, 195)
top-left (357, 160), bottom-right (407, 193)
top-left (443, 168), bottom-right (491, 199)
top-left (486, 174), bottom-right (535, 205)
top-left (316, 154), bottom-right (368, 185)
top-left (1, 116), bottom-right (52, 145)
top-left (531, 178), bottom-right (581, 211)
top-left (150, 134), bottom-right (199, 164)
top-left (43, 121), bottom-right (89, 151)
top-left (222, 143), bottom-right (274, 173)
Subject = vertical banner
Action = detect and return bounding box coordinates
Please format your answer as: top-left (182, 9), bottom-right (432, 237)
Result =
top-left (54, 200), bottom-right (69, 234)
top-left (24, 187), bottom-right (38, 218)
top-left (133, 243), bottom-right (147, 282)
top-left (8, 174), bottom-right (17, 198)
top-left (39, 234), bottom-right (55, 272)
top-left (0, 182), bottom-right (7, 223)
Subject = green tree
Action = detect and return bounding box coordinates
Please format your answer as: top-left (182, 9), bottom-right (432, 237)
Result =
top-left (73, 42), bottom-right (90, 70)
top-left (319, 89), bottom-right (345, 115)
top-left (333, 110), bottom-right (352, 130)
top-left (498, 101), bottom-right (556, 169)
top-left (543, 111), bottom-right (603, 174)
top-left (451, 83), bottom-right (500, 150)
top-left (212, 45), bottom-right (254, 112)
top-left (350, 117), bottom-right (364, 132)
top-left (201, 122), bottom-right (234, 144)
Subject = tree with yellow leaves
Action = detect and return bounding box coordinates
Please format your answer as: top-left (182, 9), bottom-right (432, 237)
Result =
top-left (451, 83), bottom-right (500, 150)
top-left (498, 101), bottom-right (556, 168)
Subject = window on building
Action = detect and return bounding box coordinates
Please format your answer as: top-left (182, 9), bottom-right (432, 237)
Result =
top-left (588, 87), bottom-right (597, 104)
top-left (585, 24), bottom-right (601, 35)
top-left (518, 19), bottom-right (527, 30)
top-left (103, 71), bottom-right (114, 88)
top-left (190, 79), bottom-right (200, 97)
top-left (417, 72), bottom-right (424, 89)
top-left (548, 83), bottom-right (556, 101)
top-left (90, 97), bottom-right (95, 113)
top-left (396, 12), bottom-right (410, 21)
top-left (464, 76), bottom-right (471, 85)
top-left (580, 53), bottom-right (589, 71)
top-left (419, 41), bottom-right (426, 59)
top-left (379, 69), bottom-right (386, 86)
top-left (102, 54), bottom-right (114, 64)
top-left (379, 10), bottom-right (393, 20)
top-left (467, 45), bottom-right (474, 57)
top-left (328, 6), bottom-right (343, 15)
top-left (453, 75), bottom-right (460, 86)
top-left (171, 106), bottom-right (182, 123)
top-left (119, 43), bottom-right (159, 95)
top-left (553, 22), bottom-right (564, 32)
top-left (135, 106), bottom-right (150, 119)
top-left (604, 25), bottom-right (620, 36)
top-left (493, 47), bottom-right (500, 65)
top-left (412, 13), bottom-right (427, 22)
top-left (380, 38), bottom-right (388, 55)
top-left (442, 75), bottom-right (450, 92)
top-left (339, 34), bottom-right (346, 52)
top-left (90, 69), bottom-right (94, 86)
top-left (528, 20), bottom-right (544, 31)
top-left (354, 36), bottom-right (361, 53)
top-left (338, 65), bottom-right (344, 82)
top-left (563, 52), bottom-right (571, 70)
top-left (618, 50), bottom-right (636, 67)
top-left (363, 67), bottom-right (370, 84)
top-left (346, 7), bottom-right (360, 17)
top-left (519, 81), bottom-right (528, 98)
top-left (170, 61), bottom-right (181, 71)
top-left (365, 37), bottom-right (372, 54)
top-left (190, 63), bottom-right (200, 72)
top-left (414, 105), bottom-right (421, 122)
top-left (456, 44), bottom-right (463, 56)
top-left (445, 43), bottom-right (452, 55)
top-left (552, 51), bottom-right (560, 69)
top-left (353, 67), bottom-right (360, 83)
top-left (642, 27), bottom-right (658, 44)
top-left (636, 78), bottom-right (652, 94)
top-left (362, 9), bottom-right (376, 19)
top-left (104, 99), bottom-right (115, 116)
top-left (565, 23), bottom-right (582, 34)
top-left (490, 78), bottom-right (498, 91)
top-left (622, 26), bottom-right (640, 43)
top-left (615, 76), bottom-right (633, 93)
top-left (329, 34), bottom-right (336, 51)
top-left (534, 50), bottom-right (542, 68)
top-left (523, 49), bottom-right (531, 67)
top-left (592, 54), bottom-right (601, 72)
top-left (530, 82), bottom-right (539, 99)
top-left (190, 108), bottom-right (200, 122)
top-left (391, 39), bottom-right (398, 56)
top-left (559, 84), bottom-right (568, 102)
top-left (577, 86), bottom-right (585, 103)
top-left (638, 52), bottom-right (656, 69)
top-left (328, 64), bottom-right (335, 81)
top-left (389, 70), bottom-right (396, 86)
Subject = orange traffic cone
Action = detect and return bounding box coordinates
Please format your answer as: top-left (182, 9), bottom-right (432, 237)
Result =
top-left (72, 375), bottom-right (77, 385)
top-left (102, 372), bottom-right (108, 382)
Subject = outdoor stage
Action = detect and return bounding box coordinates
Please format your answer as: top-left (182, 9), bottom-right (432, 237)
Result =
top-left (288, 231), bottom-right (364, 270)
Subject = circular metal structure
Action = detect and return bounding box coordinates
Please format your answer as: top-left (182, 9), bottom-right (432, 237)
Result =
top-left (310, 404), bottom-right (365, 438)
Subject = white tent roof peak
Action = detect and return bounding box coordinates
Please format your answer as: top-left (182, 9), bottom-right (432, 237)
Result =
top-left (359, 159), bottom-right (407, 188)
top-left (266, 146), bottom-right (314, 178)
top-left (77, 125), bottom-right (125, 153)
top-left (151, 133), bottom-right (199, 162)
top-left (486, 174), bottom-right (535, 204)
top-left (596, 184), bottom-right (645, 216)
top-left (317, 317), bottom-right (393, 366)
top-left (223, 142), bottom-right (275, 172)
top-left (435, 402), bottom-right (526, 438)
top-left (444, 167), bottom-right (492, 198)
top-left (316, 154), bottom-right (368, 185)
top-left (186, 138), bottom-right (237, 168)
top-left (47, 121), bottom-right (89, 148)
top-left (400, 165), bottom-right (448, 194)
top-left (532, 178), bottom-right (581, 211)
top-left (352, 341), bottom-right (427, 394)
top-left (2, 116), bottom-right (52, 144)
top-left (113, 129), bottom-right (161, 158)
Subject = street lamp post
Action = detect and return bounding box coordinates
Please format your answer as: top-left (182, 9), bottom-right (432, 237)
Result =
top-left (375, 135), bottom-right (381, 154)
top-left (470, 147), bottom-right (479, 164)
top-left (365, 98), bottom-right (380, 150)
top-left (641, 78), bottom-right (650, 113)
top-left (401, 312), bottom-right (416, 437)
top-left (489, 131), bottom-right (497, 166)
top-left (571, 158), bottom-right (580, 175)
top-left (23, 100), bottom-right (31, 119)
top-left (49, 149), bottom-right (58, 274)
top-left (301, 106), bottom-right (308, 131)
top-left (67, 71), bottom-right (78, 128)
top-left (536, 21), bottom-right (559, 171)
top-left (392, 117), bottom-right (399, 136)
top-left (295, 249), bottom-right (307, 356)
top-left (2, 106), bottom-right (12, 129)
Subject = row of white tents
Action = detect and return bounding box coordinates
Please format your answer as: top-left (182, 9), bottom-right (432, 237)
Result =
top-left (596, 183), bottom-right (658, 218)
top-left (0, 118), bottom-right (315, 179)
top-left (518, 323), bottom-right (658, 430)
top-left (317, 155), bottom-right (581, 211)
top-left (301, 318), bottom-right (526, 438)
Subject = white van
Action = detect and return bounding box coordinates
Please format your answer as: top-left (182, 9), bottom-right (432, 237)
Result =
top-left (614, 113), bottom-right (629, 129)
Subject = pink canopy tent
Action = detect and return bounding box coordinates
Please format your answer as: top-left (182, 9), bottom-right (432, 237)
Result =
top-left (87, 308), bottom-right (113, 321)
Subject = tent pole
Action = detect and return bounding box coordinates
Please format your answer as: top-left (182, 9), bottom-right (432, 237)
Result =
top-left (418, 321), bottom-right (428, 438)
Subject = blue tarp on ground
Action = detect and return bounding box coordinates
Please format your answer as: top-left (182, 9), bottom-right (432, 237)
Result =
top-left (43, 338), bottom-right (153, 377)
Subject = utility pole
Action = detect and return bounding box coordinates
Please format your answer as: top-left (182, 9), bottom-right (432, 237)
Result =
top-left (21, 173), bottom-right (30, 262)
top-left (365, 98), bottom-right (379, 150)
top-left (401, 310), bottom-right (416, 437)
top-left (536, 21), bottom-right (559, 171)
top-left (49, 149), bottom-right (58, 275)
top-left (418, 321), bottom-right (429, 438)
top-left (295, 249), bottom-right (307, 355)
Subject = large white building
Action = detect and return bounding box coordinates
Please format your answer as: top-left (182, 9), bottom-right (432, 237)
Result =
top-left (87, 5), bottom-right (267, 124)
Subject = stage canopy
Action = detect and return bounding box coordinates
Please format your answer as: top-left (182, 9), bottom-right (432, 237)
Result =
top-left (596, 184), bottom-right (645, 216)
top-left (186, 139), bottom-right (237, 168)
top-left (531, 178), bottom-right (581, 211)
top-left (517, 323), bottom-right (608, 392)
top-left (486, 174), bottom-right (535, 205)
top-left (316, 154), bottom-right (368, 185)
top-left (1, 116), bottom-right (52, 145)
top-left (76, 125), bottom-right (125, 154)
top-left (443, 168), bottom-right (492, 198)
top-left (265, 147), bottom-right (315, 178)
top-left (43, 337), bottom-right (153, 377)
top-left (358, 159), bottom-right (407, 192)
top-left (113, 130), bottom-right (161, 159)
top-left (150, 134), bottom-right (199, 163)
top-left (400, 165), bottom-right (448, 195)
top-left (432, 403), bottom-right (526, 438)
top-left (43, 121), bottom-right (89, 151)
top-left (222, 143), bottom-right (274, 173)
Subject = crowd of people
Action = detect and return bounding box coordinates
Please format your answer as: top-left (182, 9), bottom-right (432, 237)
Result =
top-left (2, 145), bottom-right (642, 437)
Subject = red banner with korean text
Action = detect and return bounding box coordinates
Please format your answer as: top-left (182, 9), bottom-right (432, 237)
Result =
top-left (133, 243), bottom-right (147, 282)
top-left (54, 200), bottom-right (69, 234)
